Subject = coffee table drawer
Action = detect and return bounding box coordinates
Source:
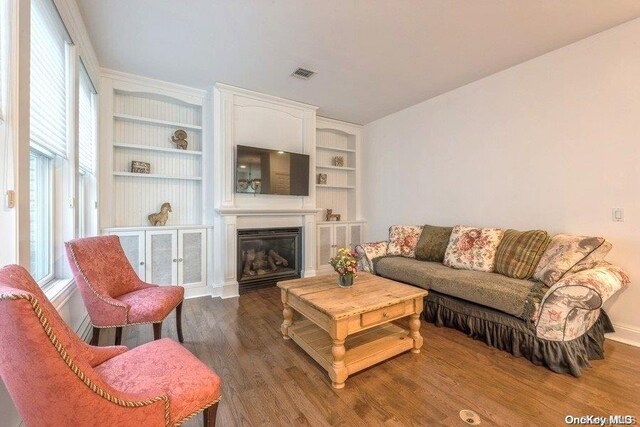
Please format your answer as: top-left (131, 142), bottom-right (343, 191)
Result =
top-left (361, 302), bottom-right (406, 327)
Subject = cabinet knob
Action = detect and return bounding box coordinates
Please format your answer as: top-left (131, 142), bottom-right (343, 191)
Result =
top-left (178, 258), bottom-right (184, 262)
top-left (140, 261), bottom-right (145, 266)
top-left (173, 259), bottom-right (177, 263)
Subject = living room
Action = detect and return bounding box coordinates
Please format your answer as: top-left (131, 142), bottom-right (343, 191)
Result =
top-left (1, 1), bottom-right (639, 426)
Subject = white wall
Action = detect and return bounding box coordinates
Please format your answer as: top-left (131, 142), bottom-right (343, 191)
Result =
top-left (363, 18), bottom-right (640, 345)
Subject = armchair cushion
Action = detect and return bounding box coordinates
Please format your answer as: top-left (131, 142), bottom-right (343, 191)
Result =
top-left (117, 285), bottom-right (184, 325)
top-left (535, 262), bottom-right (630, 341)
top-left (94, 338), bottom-right (221, 425)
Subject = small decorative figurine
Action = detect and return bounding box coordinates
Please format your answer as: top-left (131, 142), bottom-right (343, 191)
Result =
top-left (148, 202), bottom-right (172, 226)
top-left (326, 209), bottom-right (341, 222)
top-left (333, 156), bottom-right (345, 167)
top-left (171, 129), bottom-right (188, 150)
top-left (317, 173), bottom-right (327, 185)
top-left (131, 161), bottom-right (150, 174)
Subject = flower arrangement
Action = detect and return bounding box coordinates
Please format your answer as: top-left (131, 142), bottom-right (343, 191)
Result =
top-left (329, 247), bottom-right (359, 287)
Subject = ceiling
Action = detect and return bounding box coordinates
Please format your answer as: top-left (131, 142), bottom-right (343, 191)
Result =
top-left (76, 1), bottom-right (640, 124)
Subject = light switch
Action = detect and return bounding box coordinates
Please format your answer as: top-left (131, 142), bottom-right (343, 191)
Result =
top-left (612, 208), bottom-right (624, 222)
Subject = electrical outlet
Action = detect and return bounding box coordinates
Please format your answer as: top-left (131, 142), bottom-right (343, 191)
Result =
top-left (612, 208), bottom-right (624, 222)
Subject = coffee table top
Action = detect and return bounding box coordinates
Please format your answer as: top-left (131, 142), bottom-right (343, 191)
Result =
top-left (277, 272), bottom-right (427, 320)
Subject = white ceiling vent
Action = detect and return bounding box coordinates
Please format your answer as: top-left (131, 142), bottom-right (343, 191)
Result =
top-left (291, 67), bottom-right (316, 80)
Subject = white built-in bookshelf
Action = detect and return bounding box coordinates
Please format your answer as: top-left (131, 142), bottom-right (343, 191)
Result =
top-left (104, 77), bottom-right (206, 227)
top-left (315, 117), bottom-right (362, 222)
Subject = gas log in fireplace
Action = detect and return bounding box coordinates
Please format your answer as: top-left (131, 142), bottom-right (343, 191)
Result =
top-left (237, 227), bottom-right (302, 293)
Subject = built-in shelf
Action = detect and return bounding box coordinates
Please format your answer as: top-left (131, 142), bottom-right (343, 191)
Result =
top-left (113, 142), bottom-right (203, 156)
top-left (316, 184), bottom-right (355, 189)
top-left (316, 165), bottom-right (355, 171)
top-left (113, 113), bottom-right (203, 131)
top-left (113, 171), bottom-right (202, 181)
top-left (316, 145), bottom-right (356, 153)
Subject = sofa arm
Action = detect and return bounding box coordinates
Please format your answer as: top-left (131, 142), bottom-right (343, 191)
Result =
top-left (355, 241), bottom-right (389, 274)
top-left (535, 262), bottom-right (630, 341)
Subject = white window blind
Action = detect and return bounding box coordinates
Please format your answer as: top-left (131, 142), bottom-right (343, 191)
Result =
top-left (78, 64), bottom-right (96, 174)
top-left (30, 0), bottom-right (71, 157)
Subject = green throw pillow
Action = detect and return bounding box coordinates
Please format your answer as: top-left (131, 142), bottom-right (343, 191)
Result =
top-left (494, 229), bottom-right (550, 279)
top-left (414, 225), bottom-right (453, 262)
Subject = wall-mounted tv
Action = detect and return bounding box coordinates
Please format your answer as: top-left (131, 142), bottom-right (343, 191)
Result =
top-left (235, 145), bottom-right (310, 196)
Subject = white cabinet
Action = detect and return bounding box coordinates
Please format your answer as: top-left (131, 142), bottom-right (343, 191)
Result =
top-left (106, 226), bottom-right (208, 292)
top-left (116, 230), bottom-right (146, 280)
top-left (146, 229), bottom-right (178, 285)
top-left (317, 221), bottom-right (365, 271)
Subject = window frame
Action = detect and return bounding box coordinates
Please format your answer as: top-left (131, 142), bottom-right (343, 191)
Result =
top-left (29, 147), bottom-right (55, 285)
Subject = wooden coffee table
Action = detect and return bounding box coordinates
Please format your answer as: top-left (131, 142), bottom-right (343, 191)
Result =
top-left (278, 272), bottom-right (428, 389)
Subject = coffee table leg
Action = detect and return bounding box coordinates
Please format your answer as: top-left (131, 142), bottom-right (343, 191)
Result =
top-left (409, 313), bottom-right (423, 353)
top-left (330, 339), bottom-right (348, 389)
top-left (281, 303), bottom-right (293, 340)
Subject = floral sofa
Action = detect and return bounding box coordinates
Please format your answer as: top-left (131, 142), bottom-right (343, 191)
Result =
top-left (356, 225), bottom-right (630, 376)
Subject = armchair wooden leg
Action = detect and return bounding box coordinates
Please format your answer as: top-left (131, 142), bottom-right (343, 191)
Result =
top-left (90, 327), bottom-right (100, 346)
top-left (115, 327), bottom-right (123, 346)
top-left (153, 322), bottom-right (162, 340)
top-left (176, 302), bottom-right (184, 343)
top-left (203, 402), bottom-right (219, 427)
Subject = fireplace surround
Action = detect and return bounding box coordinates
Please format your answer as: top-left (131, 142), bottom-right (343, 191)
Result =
top-left (237, 227), bottom-right (302, 293)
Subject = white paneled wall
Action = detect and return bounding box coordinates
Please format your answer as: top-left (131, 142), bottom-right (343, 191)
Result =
top-left (113, 120), bottom-right (203, 151)
top-left (112, 147), bottom-right (201, 177)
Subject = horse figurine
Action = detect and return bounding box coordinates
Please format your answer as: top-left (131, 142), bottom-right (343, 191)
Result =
top-left (148, 202), bottom-right (172, 226)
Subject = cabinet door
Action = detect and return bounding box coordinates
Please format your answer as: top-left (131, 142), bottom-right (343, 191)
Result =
top-left (178, 229), bottom-right (206, 288)
top-left (348, 223), bottom-right (364, 249)
top-left (317, 224), bottom-right (333, 268)
top-left (145, 230), bottom-right (178, 285)
top-left (110, 231), bottom-right (146, 280)
top-left (333, 223), bottom-right (348, 253)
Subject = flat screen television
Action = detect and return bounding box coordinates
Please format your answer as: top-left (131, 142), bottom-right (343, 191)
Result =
top-left (235, 145), bottom-right (310, 196)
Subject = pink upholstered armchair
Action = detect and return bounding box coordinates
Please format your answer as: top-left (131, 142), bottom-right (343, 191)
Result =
top-left (65, 235), bottom-right (185, 346)
top-left (0, 265), bottom-right (221, 426)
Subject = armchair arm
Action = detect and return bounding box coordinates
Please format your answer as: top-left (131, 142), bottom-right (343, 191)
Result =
top-left (535, 262), bottom-right (630, 341)
top-left (81, 342), bottom-right (128, 367)
top-left (74, 282), bottom-right (130, 327)
top-left (355, 241), bottom-right (389, 274)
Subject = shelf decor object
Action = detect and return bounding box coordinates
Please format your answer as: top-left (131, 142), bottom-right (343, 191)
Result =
top-left (317, 173), bottom-right (327, 185)
top-left (171, 129), bottom-right (188, 150)
top-left (325, 209), bottom-right (341, 222)
top-left (131, 160), bottom-right (151, 174)
top-left (333, 156), bottom-right (345, 167)
top-left (148, 202), bottom-right (172, 226)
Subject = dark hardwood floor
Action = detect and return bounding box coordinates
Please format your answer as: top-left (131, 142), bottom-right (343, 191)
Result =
top-left (118, 287), bottom-right (640, 426)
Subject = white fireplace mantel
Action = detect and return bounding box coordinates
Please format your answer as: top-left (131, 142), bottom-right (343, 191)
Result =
top-left (216, 208), bottom-right (322, 216)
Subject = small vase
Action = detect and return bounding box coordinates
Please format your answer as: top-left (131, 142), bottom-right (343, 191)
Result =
top-left (338, 274), bottom-right (354, 288)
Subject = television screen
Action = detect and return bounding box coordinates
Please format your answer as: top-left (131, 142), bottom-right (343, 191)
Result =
top-left (235, 145), bottom-right (310, 196)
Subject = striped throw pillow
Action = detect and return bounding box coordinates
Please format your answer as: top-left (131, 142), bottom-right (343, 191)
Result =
top-left (494, 229), bottom-right (550, 279)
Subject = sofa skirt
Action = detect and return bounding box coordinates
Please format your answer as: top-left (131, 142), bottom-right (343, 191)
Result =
top-left (423, 292), bottom-right (615, 377)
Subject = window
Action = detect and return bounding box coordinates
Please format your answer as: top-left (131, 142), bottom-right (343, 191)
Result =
top-left (29, 0), bottom-right (71, 285)
top-left (29, 150), bottom-right (53, 282)
top-left (78, 63), bottom-right (97, 237)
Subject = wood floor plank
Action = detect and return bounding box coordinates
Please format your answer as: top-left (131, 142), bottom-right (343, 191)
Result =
top-left (118, 287), bottom-right (640, 427)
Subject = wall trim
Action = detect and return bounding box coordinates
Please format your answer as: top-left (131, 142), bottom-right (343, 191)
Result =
top-left (607, 323), bottom-right (640, 348)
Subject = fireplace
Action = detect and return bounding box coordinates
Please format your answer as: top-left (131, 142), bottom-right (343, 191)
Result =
top-left (237, 227), bottom-right (302, 293)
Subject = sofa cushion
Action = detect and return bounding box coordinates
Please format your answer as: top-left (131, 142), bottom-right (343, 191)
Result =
top-left (568, 240), bottom-right (612, 274)
top-left (443, 226), bottom-right (505, 272)
top-left (494, 229), bottom-right (550, 279)
top-left (415, 225), bottom-right (453, 262)
top-left (533, 234), bottom-right (606, 286)
top-left (387, 225), bottom-right (423, 257)
top-left (375, 257), bottom-right (547, 319)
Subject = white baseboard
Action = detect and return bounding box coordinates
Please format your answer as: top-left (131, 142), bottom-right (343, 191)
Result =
top-left (220, 282), bottom-right (239, 299)
top-left (607, 323), bottom-right (640, 347)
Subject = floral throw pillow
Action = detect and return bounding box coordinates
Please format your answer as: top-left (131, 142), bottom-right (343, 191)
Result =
top-left (443, 226), bottom-right (505, 272)
top-left (532, 234), bottom-right (606, 286)
top-left (355, 241), bottom-right (389, 273)
top-left (387, 225), bottom-right (424, 258)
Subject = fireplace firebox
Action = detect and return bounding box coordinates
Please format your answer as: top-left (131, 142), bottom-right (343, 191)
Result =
top-left (237, 227), bottom-right (302, 293)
